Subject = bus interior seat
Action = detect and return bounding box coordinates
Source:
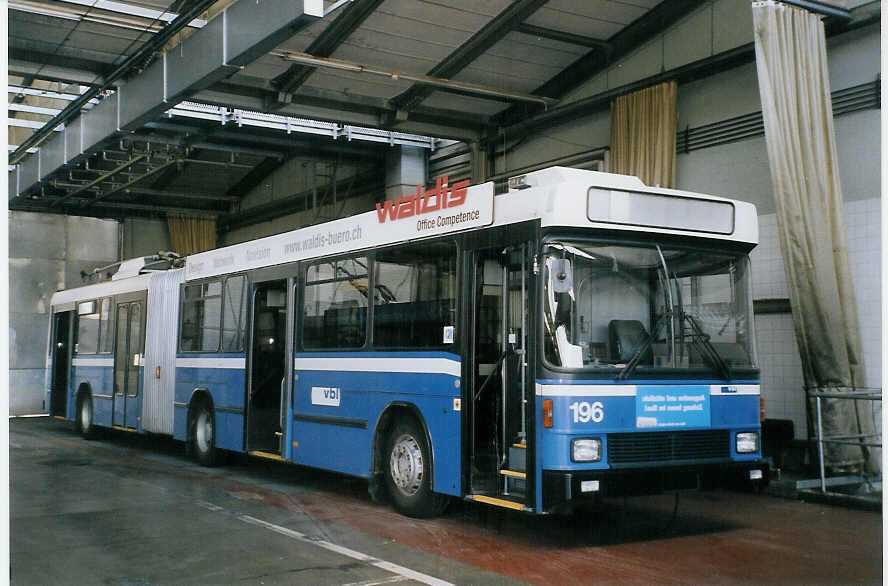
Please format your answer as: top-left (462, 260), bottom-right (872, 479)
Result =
top-left (323, 300), bottom-right (364, 346)
top-left (555, 325), bottom-right (583, 367)
top-left (609, 319), bottom-right (652, 364)
top-left (551, 293), bottom-right (583, 367)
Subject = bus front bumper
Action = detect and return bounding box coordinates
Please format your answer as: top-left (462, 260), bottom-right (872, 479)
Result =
top-left (542, 460), bottom-right (769, 511)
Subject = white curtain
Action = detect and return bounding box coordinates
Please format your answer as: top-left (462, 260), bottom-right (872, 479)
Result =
top-left (753, 1), bottom-right (874, 473)
top-left (609, 81), bottom-right (678, 188)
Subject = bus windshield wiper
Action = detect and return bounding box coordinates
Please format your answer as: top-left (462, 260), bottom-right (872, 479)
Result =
top-left (683, 312), bottom-right (732, 380)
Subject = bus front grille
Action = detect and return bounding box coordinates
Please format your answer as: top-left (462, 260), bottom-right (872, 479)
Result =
top-left (607, 430), bottom-right (730, 465)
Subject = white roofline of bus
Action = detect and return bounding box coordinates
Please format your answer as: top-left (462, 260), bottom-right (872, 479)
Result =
top-left (178, 167), bottom-right (758, 282)
top-left (49, 271), bottom-right (174, 308)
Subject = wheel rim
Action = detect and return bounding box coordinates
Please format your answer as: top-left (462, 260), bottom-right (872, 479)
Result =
top-left (389, 433), bottom-right (423, 496)
top-left (195, 410), bottom-right (213, 453)
top-left (80, 399), bottom-right (91, 430)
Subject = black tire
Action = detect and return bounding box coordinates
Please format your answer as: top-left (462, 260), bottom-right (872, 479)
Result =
top-left (191, 401), bottom-right (218, 467)
top-left (77, 394), bottom-right (96, 440)
top-left (385, 418), bottom-right (448, 518)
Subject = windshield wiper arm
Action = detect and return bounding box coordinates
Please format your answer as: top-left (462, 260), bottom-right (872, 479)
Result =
top-left (683, 312), bottom-right (732, 380)
top-left (616, 313), bottom-right (668, 381)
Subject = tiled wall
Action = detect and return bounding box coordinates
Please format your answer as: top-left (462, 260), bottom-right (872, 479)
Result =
top-left (750, 198), bottom-right (882, 439)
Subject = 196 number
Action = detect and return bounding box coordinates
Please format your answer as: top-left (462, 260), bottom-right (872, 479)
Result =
top-left (569, 401), bottom-right (604, 424)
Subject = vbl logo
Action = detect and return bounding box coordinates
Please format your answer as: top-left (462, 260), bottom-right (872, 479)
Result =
top-left (323, 388), bottom-right (339, 400)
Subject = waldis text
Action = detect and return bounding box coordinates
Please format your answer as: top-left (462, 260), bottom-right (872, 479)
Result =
top-left (375, 176), bottom-right (471, 223)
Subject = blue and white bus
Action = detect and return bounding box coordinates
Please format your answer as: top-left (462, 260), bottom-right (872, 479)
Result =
top-left (46, 166), bottom-right (767, 517)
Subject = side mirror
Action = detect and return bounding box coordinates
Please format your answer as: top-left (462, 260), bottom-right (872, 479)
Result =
top-left (551, 258), bottom-right (573, 293)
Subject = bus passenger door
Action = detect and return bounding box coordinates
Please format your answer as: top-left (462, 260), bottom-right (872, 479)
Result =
top-left (246, 280), bottom-right (288, 456)
top-left (50, 311), bottom-right (73, 417)
top-left (469, 243), bottom-right (534, 504)
top-left (113, 299), bottom-right (145, 429)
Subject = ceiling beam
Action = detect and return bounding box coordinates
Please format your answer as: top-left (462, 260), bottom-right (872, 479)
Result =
top-left (11, 0), bottom-right (324, 198)
top-left (8, 65), bottom-right (103, 87)
top-left (198, 82), bottom-right (486, 141)
top-left (515, 23), bottom-right (611, 50)
top-left (271, 0), bottom-right (385, 99)
top-left (391, 0), bottom-right (550, 112)
top-left (10, 199), bottom-right (220, 218)
top-left (8, 75), bottom-right (35, 120)
top-left (9, 0), bottom-right (222, 165)
top-left (495, 0), bottom-right (707, 126)
top-left (9, 47), bottom-right (114, 79)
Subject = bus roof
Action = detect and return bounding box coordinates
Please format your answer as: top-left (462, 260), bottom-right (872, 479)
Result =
top-left (183, 166), bottom-right (758, 282)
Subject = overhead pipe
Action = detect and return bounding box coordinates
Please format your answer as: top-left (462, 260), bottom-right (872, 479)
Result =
top-left (273, 50), bottom-right (558, 108)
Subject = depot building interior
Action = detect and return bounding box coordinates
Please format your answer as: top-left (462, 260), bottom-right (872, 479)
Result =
top-left (8, 0), bottom-right (882, 558)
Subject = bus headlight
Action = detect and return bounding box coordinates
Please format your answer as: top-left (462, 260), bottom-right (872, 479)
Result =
top-left (572, 438), bottom-right (602, 462)
top-left (736, 432), bottom-right (759, 454)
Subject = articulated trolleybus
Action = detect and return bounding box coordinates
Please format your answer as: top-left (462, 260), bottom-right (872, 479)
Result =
top-left (47, 167), bottom-right (767, 517)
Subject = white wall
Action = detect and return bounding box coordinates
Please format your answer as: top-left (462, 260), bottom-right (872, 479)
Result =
top-left (751, 198), bottom-right (881, 437)
top-left (9, 212), bottom-right (118, 415)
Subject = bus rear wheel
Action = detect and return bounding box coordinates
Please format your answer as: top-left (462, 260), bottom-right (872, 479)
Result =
top-left (191, 402), bottom-right (218, 467)
top-left (77, 394), bottom-right (96, 439)
top-left (385, 419), bottom-right (448, 518)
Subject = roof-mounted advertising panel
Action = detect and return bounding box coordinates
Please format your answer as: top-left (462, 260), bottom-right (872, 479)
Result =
top-left (185, 178), bottom-right (494, 281)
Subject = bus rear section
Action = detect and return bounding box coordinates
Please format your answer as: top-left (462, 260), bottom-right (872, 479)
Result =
top-left (535, 238), bottom-right (768, 512)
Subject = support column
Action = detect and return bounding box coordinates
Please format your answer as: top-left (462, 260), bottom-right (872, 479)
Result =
top-left (385, 146), bottom-right (426, 199)
top-left (469, 140), bottom-right (488, 185)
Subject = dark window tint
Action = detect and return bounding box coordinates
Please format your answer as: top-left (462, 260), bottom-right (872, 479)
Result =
top-left (180, 281), bottom-right (222, 352)
top-left (303, 257), bottom-right (368, 349)
top-left (222, 275), bottom-right (248, 352)
top-left (76, 300), bottom-right (99, 354)
top-left (373, 241), bottom-right (457, 348)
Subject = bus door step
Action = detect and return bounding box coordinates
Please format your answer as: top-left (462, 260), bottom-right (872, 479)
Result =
top-left (468, 494), bottom-right (528, 512)
top-left (508, 443), bottom-right (526, 472)
top-left (249, 450), bottom-right (287, 462)
top-left (499, 468), bottom-right (526, 496)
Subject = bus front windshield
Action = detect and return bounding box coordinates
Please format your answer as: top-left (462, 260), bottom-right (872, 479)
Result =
top-left (543, 241), bottom-right (756, 378)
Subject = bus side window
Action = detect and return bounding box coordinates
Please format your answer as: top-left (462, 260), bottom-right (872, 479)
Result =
top-left (221, 275), bottom-right (247, 352)
top-left (302, 257), bottom-right (368, 349)
top-left (373, 241), bottom-right (457, 349)
top-left (180, 280), bottom-right (222, 352)
top-left (76, 300), bottom-right (99, 354)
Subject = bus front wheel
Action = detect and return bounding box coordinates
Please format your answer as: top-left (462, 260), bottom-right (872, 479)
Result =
top-left (191, 402), bottom-right (218, 467)
top-left (385, 419), bottom-right (448, 518)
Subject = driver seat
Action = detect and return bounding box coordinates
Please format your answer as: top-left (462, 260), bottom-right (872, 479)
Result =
top-left (608, 320), bottom-right (652, 364)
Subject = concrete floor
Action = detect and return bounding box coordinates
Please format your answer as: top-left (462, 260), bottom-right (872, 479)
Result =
top-left (11, 417), bottom-right (882, 585)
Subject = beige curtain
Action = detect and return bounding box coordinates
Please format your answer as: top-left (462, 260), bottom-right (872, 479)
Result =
top-left (753, 1), bottom-right (874, 473)
top-left (167, 214), bottom-right (216, 256)
top-left (609, 81), bottom-right (678, 188)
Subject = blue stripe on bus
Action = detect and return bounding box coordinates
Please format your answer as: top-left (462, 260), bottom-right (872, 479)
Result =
top-left (71, 364), bottom-right (114, 426)
top-left (293, 354), bottom-right (461, 497)
top-left (174, 356), bottom-right (246, 452)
